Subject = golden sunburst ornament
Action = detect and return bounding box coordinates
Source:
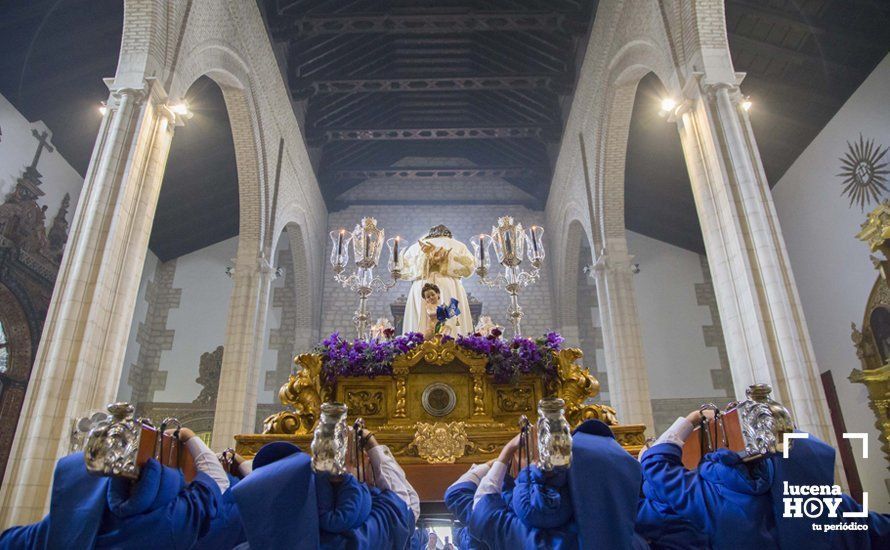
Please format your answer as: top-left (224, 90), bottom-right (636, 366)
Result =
top-left (838, 134), bottom-right (889, 211)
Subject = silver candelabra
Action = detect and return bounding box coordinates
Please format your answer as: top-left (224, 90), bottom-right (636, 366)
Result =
top-left (330, 217), bottom-right (402, 339)
top-left (471, 216), bottom-right (545, 337)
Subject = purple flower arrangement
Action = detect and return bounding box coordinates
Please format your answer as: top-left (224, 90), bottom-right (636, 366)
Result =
top-left (314, 329), bottom-right (564, 385)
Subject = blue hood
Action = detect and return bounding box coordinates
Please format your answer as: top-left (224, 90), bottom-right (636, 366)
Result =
top-left (316, 473), bottom-right (372, 533)
top-left (512, 465), bottom-right (573, 529)
top-left (568, 420), bottom-right (642, 549)
top-left (46, 452), bottom-right (109, 549)
top-left (106, 459), bottom-right (184, 518)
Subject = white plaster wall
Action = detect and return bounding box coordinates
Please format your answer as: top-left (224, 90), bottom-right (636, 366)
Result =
top-left (156, 237), bottom-right (237, 402)
top-left (0, 93), bottom-right (84, 229)
top-left (627, 231), bottom-right (723, 399)
top-left (119, 234), bottom-right (284, 405)
top-left (118, 250), bottom-right (160, 402)
top-left (772, 54), bottom-right (890, 509)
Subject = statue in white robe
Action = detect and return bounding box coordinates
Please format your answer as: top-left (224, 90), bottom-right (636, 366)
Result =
top-left (400, 225), bottom-right (475, 336)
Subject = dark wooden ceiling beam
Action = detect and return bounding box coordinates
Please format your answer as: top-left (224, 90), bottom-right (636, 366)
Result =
top-left (728, 33), bottom-right (869, 79)
top-left (726, 0), bottom-right (889, 49)
top-left (317, 125), bottom-right (556, 143)
top-left (330, 165), bottom-right (545, 181)
top-left (329, 197), bottom-right (542, 211)
top-left (293, 75), bottom-right (570, 97)
top-left (272, 12), bottom-right (587, 38)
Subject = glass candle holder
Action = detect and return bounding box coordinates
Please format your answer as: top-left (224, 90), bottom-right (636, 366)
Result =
top-left (311, 402), bottom-right (349, 476)
top-left (330, 229), bottom-right (352, 268)
top-left (526, 226), bottom-right (545, 265)
top-left (536, 397), bottom-right (572, 471)
top-left (386, 236), bottom-right (402, 273)
top-left (470, 234), bottom-right (492, 272)
top-left (491, 216), bottom-right (524, 267)
top-left (353, 218), bottom-right (385, 269)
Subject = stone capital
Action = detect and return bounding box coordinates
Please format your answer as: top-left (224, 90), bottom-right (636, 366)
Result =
top-left (592, 248), bottom-right (635, 276)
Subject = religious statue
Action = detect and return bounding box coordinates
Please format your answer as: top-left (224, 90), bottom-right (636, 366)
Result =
top-left (400, 224), bottom-right (474, 335)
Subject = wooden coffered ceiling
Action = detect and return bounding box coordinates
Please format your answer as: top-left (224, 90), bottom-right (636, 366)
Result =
top-left (260, 0), bottom-right (596, 207)
top-left (1, 0), bottom-right (887, 259)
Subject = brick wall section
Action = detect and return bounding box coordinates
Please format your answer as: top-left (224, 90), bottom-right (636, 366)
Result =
top-left (128, 259), bottom-right (180, 404)
top-left (695, 254), bottom-right (734, 397)
top-left (338, 178), bottom-right (537, 204)
top-left (322, 205), bottom-right (554, 339)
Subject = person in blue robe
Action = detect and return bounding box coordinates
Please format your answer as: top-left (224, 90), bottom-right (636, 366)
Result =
top-left (640, 412), bottom-right (778, 549)
top-left (1, 428), bottom-right (223, 550)
top-left (193, 463), bottom-right (250, 550)
top-left (767, 432), bottom-right (890, 549)
top-left (445, 463), bottom-right (513, 550)
top-left (231, 441), bottom-right (415, 550)
top-left (635, 489), bottom-right (711, 550)
top-left (468, 419), bottom-right (644, 550)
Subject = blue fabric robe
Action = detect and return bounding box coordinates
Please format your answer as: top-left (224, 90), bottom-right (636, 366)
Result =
top-left (635, 492), bottom-right (711, 550)
top-left (231, 451), bottom-right (320, 550)
top-left (1, 453), bottom-right (219, 550)
top-left (640, 443), bottom-right (777, 549)
top-left (231, 444), bottom-right (414, 550)
top-left (445, 481), bottom-right (487, 550)
top-left (193, 472), bottom-right (246, 550)
top-left (317, 473), bottom-right (415, 550)
top-left (469, 420), bottom-right (644, 550)
top-left (96, 459), bottom-right (221, 549)
top-left (0, 452), bottom-right (105, 550)
top-left (768, 433), bottom-right (890, 549)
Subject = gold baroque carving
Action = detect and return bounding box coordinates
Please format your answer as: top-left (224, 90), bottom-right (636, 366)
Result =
top-left (411, 421), bottom-right (469, 463)
top-left (345, 390), bottom-right (384, 416)
top-left (496, 386), bottom-right (534, 413)
top-left (850, 365), bottom-right (890, 467)
top-left (394, 376), bottom-right (407, 418)
top-left (392, 334), bottom-right (488, 370)
top-left (265, 353), bottom-right (323, 435)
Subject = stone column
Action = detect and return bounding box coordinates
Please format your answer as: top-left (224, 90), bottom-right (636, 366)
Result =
top-left (0, 79), bottom-right (177, 524)
top-left (676, 77), bottom-right (839, 460)
top-left (212, 254), bottom-right (274, 449)
top-left (592, 240), bottom-right (655, 433)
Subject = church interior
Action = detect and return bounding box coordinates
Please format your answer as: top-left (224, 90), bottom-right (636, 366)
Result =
top-left (0, 0), bottom-right (889, 547)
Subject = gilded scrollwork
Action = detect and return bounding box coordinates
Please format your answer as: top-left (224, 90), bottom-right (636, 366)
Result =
top-left (551, 348), bottom-right (620, 426)
top-left (411, 421), bottom-right (469, 463)
top-left (470, 367), bottom-right (486, 416)
top-left (496, 386), bottom-right (534, 413)
top-left (266, 353), bottom-right (323, 435)
top-left (254, 339), bottom-right (648, 460)
top-left (850, 365), bottom-right (890, 467)
top-left (345, 390), bottom-right (384, 416)
top-left (394, 375), bottom-right (407, 418)
top-left (392, 334), bottom-right (487, 370)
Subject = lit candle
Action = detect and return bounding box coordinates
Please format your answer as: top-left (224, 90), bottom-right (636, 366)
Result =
top-left (337, 230), bottom-right (344, 256)
top-left (531, 227), bottom-right (539, 255)
top-left (393, 236), bottom-right (400, 263)
top-left (505, 231), bottom-right (512, 256)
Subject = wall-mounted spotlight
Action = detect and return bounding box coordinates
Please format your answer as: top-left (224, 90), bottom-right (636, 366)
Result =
top-left (658, 97), bottom-right (677, 118)
top-left (98, 102), bottom-right (108, 116)
top-left (169, 102), bottom-right (190, 116)
top-left (740, 96), bottom-right (752, 112)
